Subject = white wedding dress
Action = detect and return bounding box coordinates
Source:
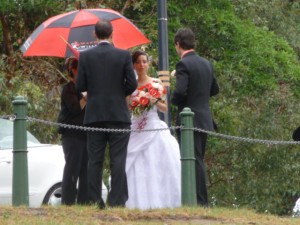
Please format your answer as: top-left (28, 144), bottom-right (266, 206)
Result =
top-left (125, 106), bottom-right (181, 210)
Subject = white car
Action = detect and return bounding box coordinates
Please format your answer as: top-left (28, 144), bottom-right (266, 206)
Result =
top-left (0, 118), bottom-right (108, 207)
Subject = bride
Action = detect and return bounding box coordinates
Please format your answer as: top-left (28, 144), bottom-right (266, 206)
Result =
top-left (125, 50), bottom-right (181, 210)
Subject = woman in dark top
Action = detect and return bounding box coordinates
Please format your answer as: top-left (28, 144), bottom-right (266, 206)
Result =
top-left (57, 57), bottom-right (88, 205)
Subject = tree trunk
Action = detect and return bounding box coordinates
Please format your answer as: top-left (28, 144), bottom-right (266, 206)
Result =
top-left (0, 13), bottom-right (14, 57)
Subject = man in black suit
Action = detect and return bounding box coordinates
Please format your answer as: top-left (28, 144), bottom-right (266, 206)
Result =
top-left (171, 28), bottom-right (219, 207)
top-left (76, 20), bottom-right (137, 208)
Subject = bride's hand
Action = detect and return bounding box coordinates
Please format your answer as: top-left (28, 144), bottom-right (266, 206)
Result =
top-left (149, 96), bottom-right (158, 105)
top-left (156, 99), bottom-right (167, 113)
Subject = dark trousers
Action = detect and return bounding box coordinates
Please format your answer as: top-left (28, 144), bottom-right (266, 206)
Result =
top-left (61, 135), bottom-right (88, 205)
top-left (177, 128), bottom-right (208, 206)
top-left (87, 121), bottom-right (130, 207)
top-left (194, 131), bottom-right (208, 206)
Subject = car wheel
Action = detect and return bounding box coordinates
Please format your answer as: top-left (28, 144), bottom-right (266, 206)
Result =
top-left (42, 183), bottom-right (62, 206)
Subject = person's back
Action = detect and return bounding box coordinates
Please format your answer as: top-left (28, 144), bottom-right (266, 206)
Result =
top-left (78, 43), bottom-right (135, 125)
top-left (177, 52), bottom-right (216, 130)
top-left (182, 55), bottom-right (213, 107)
top-left (76, 19), bottom-right (137, 208)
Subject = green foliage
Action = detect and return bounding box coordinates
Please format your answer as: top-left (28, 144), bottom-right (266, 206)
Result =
top-left (231, 0), bottom-right (300, 56)
top-left (0, 53), bottom-right (62, 143)
top-left (0, 74), bottom-right (14, 114)
top-left (1, 0), bottom-right (64, 51)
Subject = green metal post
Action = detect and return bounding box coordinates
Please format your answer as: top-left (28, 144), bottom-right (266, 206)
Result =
top-left (180, 107), bottom-right (197, 206)
top-left (12, 96), bottom-right (29, 206)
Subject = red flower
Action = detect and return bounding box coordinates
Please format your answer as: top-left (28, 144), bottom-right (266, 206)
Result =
top-left (139, 96), bottom-right (150, 106)
top-left (149, 88), bottom-right (161, 98)
top-left (131, 100), bottom-right (139, 107)
top-left (145, 83), bottom-right (153, 89)
top-left (138, 86), bottom-right (145, 91)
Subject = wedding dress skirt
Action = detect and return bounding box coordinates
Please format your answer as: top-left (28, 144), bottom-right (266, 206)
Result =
top-left (126, 107), bottom-right (181, 210)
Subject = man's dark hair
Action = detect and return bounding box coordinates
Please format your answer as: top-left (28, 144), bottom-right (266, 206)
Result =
top-left (95, 20), bottom-right (113, 39)
top-left (174, 28), bottom-right (195, 50)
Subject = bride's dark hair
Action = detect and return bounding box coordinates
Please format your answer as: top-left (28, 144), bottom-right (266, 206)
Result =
top-left (132, 50), bottom-right (149, 64)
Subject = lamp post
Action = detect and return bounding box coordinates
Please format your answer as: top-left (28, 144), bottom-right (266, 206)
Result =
top-left (157, 0), bottom-right (170, 126)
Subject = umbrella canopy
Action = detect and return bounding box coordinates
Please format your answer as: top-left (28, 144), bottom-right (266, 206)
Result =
top-left (20, 8), bottom-right (150, 58)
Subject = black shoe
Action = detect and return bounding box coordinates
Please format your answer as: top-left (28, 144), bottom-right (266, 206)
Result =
top-left (197, 203), bottom-right (209, 208)
top-left (88, 199), bottom-right (106, 209)
top-left (98, 199), bottom-right (106, 210)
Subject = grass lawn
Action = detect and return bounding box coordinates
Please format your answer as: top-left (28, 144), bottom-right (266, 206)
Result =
top-left (0, 205), bottom-right (299, 225)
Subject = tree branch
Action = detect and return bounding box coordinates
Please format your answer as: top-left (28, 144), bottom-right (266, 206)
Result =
top-left (120, 0), bottom-right (133, 14)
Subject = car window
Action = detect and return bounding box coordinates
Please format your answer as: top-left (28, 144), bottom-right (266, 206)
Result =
top-left (0, 119), bottom-right (40, 150)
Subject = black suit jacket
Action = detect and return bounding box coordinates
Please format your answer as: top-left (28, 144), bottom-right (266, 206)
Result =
top-left (171, 51), bottom-right (219, 130)
top-left (76, 42), bottom-right (137, 125)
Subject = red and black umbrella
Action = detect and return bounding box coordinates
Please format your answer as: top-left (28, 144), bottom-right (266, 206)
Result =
top-left (20, 8), bottom-right (150, 58)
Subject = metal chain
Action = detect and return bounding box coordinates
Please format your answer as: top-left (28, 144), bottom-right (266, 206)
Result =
top-left (0, 115), bottom-right (16, 120)
top-left (192, 127), bottom-right (300, 145)
top-left (2, 115), bottom-right (299, 145)
top-left (27, 116), bottom-right (182, 133)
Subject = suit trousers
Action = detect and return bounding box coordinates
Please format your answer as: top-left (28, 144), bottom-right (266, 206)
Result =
top-left (194, 131), bottom-right (208, 206)
top-left (87, 121), bottom-right (130, 207)
top-left (61, 135), bottom-right (88, 205)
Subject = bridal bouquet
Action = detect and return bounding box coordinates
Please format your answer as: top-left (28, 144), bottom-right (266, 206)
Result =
top-left (129, 79), bottom-right (167, 116)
